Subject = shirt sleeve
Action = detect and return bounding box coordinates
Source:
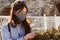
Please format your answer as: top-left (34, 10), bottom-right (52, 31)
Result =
top-left (1, 25), bottom-right (13, 40)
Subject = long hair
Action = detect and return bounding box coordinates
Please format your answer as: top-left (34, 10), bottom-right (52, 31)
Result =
top-left (10, 1), bottom-right (31, 35)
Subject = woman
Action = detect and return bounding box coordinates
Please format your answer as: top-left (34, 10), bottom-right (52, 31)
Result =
top-left (1, 1), bottom-right (36, 40)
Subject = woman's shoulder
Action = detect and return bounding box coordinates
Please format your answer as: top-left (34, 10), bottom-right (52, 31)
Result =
top-left (2, 23), bottom-right (8, 30)
top-left (1, 23), bottom-right (10, 33)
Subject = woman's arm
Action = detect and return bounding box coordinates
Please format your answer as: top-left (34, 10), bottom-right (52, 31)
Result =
top-left (17, 33), bottom-right (36, 40)
top-left (16, 32), bottom-right (36, 40)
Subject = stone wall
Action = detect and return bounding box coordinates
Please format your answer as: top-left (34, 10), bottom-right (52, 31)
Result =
top-left (0, 0), bottom-right (60, 16)
top-left (26, 0), bottom-right (60, 16)
top-left (0, 0), bottom-right (15, 8)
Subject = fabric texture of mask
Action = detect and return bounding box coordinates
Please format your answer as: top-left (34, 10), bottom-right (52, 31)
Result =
top-left (15, 13), bottom-right (26, 21)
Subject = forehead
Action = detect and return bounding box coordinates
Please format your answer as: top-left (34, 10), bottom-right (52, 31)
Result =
top-left (21, 7), bottom-right (27, 13)
top-left (15, 7), bottom-right (27, 14)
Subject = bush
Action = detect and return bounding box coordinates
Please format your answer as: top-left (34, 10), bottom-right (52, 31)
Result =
top-left (31, 26), bottom-right (60, 40)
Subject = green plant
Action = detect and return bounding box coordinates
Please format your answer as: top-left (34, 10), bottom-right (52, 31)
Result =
top-left (31, 27), bottom-right (60, 40)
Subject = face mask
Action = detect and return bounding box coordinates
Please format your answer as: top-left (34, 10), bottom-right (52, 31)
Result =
top-left (15, 13), bottom-right (26, 21)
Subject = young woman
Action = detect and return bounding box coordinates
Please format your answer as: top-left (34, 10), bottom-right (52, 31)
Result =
top-left (1, 1), bottom-right (36, 40)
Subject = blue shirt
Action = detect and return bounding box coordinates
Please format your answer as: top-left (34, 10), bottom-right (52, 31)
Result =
top-left (1, 23), bottom-right (25, 40)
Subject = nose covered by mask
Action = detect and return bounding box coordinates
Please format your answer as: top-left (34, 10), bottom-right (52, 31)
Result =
top-left (15, 13), bottom-right (26, 21)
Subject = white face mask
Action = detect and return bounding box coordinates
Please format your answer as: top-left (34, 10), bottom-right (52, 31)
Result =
top-left (15, 13), bottom-right (26, 21)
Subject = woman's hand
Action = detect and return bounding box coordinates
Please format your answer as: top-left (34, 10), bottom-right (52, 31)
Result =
top-left (24, 33), bottom-right (37, 40)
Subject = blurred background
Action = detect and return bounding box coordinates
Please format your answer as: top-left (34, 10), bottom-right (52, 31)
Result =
top-left (0, 0), bottom-right (60, 16)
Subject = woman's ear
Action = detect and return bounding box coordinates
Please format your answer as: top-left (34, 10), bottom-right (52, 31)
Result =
top-left (26, 19), bottom-right (31, 25)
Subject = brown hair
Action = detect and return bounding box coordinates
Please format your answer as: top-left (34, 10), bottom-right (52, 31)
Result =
top-left (10, 1), bottom-right (31, 35)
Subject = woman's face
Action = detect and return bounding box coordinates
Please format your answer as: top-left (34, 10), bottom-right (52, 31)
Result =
top-left (15, 7), bottom-right (27, 21)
